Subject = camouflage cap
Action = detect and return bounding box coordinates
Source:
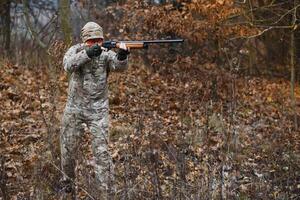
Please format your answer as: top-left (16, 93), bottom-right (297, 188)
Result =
top-left (81, 22), bottom-right (104, 42)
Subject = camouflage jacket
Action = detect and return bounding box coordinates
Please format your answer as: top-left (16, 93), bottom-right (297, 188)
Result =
top-left (63, 43), bottom-right (128, 113)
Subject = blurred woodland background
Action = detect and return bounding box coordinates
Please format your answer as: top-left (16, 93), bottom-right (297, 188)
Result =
top-left (0, 0), bottom-right (300, 199)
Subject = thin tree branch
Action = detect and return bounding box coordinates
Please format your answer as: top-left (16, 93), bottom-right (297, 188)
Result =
top-left (22, 0), bottom-right (47, 49)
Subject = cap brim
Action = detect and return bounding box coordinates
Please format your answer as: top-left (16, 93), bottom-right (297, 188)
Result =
top-left (83, 36), bottom-right (104, 42)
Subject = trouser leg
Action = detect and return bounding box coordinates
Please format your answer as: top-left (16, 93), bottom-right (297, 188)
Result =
top-left (60, 112), bottom-right (83, 198)
top-left (89, 111), bottom-right (115, 198)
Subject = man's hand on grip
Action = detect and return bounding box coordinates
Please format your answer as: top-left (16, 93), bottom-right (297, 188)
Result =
top-left (86, 44), bottom-right (102, 58)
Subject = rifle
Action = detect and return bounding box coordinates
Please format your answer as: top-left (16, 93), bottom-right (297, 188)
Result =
top-left (102, 39), bottom-right (184, 49)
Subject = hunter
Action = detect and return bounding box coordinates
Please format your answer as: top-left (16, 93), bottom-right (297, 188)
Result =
top-left (60, 21), bottom-right (129, 198)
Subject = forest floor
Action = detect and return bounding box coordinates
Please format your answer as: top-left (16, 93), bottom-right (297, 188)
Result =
top-left (0, 57), bottom-right (300, 199)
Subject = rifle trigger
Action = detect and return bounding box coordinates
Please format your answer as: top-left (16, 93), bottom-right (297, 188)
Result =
top-left (101, 47), bottom-right (108, 51)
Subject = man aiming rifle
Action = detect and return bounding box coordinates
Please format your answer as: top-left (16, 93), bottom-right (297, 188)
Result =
top-left (60, 21), bottom-right (183, 199)
top-left (60, 21), bottom-right (129, 198)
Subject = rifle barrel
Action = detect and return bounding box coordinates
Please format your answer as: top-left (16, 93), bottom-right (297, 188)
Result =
top-left (144, 39), bottom-right (184, 44)
top-left (118, 39), bottom-right (184, 44)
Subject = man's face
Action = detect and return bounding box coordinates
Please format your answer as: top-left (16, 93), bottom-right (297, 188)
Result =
top-left (85, 38), bottom-right (103, 47)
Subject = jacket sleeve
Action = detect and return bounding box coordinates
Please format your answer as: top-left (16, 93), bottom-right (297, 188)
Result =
top-left (107, 50), bottom-right (128, 72)
top-left (63, 44), bottom-right (91, 73)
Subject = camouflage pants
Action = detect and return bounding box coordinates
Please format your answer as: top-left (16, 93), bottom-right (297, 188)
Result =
top-left (60, 105), bottom-right (114, 197)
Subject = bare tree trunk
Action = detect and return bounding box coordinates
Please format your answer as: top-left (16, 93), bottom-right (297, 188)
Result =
top-left (291, 33), bottom-right (297, 130)
top-left (291, 1), bottom-right (298, 130)
top-left (0, 0), bottom-right (11, 56)
top-left (60, 0), bottom-right (72, 46)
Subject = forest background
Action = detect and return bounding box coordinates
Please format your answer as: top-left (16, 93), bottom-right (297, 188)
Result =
top-left (0, 0), bottom-right (300, 199)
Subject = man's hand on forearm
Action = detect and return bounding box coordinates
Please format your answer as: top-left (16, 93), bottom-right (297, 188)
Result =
top-left (117, 42), bottom-right (130, 61)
